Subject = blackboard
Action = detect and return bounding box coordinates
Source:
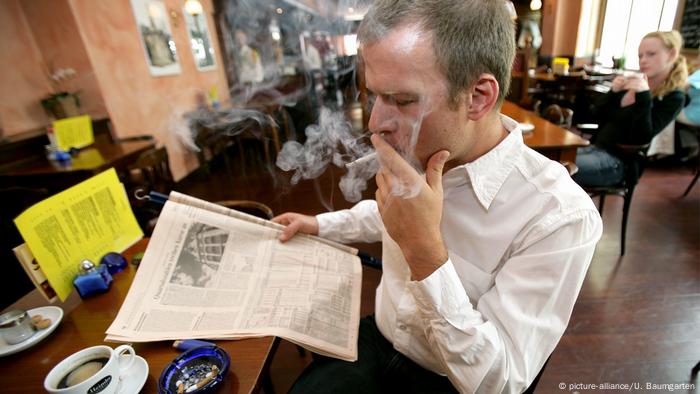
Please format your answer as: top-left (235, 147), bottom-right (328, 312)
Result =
top-left (680, 0), bottom-right (700, 49)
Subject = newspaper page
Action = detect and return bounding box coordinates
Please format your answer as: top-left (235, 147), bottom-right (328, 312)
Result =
top-left (106, 193), bottom-right (362, 361)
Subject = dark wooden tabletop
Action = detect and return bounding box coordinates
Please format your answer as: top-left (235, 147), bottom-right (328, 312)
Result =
top-left (0, 238), bottom-right (277, 394)
top-left (502, 100), bottom-right (589, 163)
top-left (0, 140), bottom-right (155, 177)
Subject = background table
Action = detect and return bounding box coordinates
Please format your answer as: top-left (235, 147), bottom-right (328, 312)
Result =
top-left (502, 100), bottom-right (589, 163)
top-left (0, 238), bottom-right (278, 394)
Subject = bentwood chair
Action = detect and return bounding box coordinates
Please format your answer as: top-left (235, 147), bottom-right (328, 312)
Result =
top-left (680, 122), bottom-right (700, 197)
top-left (126, 146), bottom-right (174, 234)
top-left (582, 143), bottom-right (649, 256)
top-left (214, 200), bottom-right (274, 220)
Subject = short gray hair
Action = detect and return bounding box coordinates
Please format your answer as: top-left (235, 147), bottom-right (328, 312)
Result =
top-left (357, 0), bottom-right (516, 106)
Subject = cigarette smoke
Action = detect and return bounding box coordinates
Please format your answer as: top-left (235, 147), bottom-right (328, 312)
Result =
top-left (167, 0), bottom-right (433, 205)
top-left (276, 107), bottom-right (378, 202)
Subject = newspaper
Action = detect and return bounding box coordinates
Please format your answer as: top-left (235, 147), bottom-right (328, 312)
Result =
top-left (106, 192), bottom-right (362, 361)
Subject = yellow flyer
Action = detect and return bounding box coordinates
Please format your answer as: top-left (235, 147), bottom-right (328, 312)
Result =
top-left (53, 115), bottom-right (94, 151)
top-left (14, 169), bottom-right (143, 301)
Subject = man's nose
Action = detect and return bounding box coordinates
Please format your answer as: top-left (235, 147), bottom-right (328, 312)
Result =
top-left (368, 98), bottom-right (397, 134)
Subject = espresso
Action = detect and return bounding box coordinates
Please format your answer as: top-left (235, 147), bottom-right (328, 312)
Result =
top-left (57, 357), bottom-right (109, 389)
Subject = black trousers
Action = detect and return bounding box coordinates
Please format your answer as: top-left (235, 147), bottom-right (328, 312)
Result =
top-left (289, 315), bottom-right (458, 394)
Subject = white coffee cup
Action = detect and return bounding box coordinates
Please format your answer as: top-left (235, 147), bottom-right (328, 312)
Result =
top-left (44, 344), bottom-right (135, 394)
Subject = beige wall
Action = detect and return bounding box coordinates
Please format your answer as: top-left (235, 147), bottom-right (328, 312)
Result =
top-left (0, 0), bottom-right (230, 180)
top-left (20, 0), bottom-right (108, 120)
top-left (0, 0), bottom-right (54, 135)
top-left (69, 0), bottom-right (230, 180)
top-left (541, 0), bottom-right (583, 58)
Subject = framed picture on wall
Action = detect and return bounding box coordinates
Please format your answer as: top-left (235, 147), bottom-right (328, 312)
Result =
top-left (183, 6), bottom-right (216, 71)
top-left (130, 0), bottom-right (182, 77)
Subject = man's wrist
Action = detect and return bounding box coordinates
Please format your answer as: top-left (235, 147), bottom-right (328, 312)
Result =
top-left (401, 240), bottom-right (449, 281)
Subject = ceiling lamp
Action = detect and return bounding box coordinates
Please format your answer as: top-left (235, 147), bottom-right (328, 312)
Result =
top-left (185, 0), bottom-right (203, 16)
top-left (530, 0), bottom-right (542, 11)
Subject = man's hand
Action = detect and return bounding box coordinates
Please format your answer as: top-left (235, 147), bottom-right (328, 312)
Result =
top-left (271, 213), bottom-right (319, 242)
top-left (371, 134), bottom-right (450, 281)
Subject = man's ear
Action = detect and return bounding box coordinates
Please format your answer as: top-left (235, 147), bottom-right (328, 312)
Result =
top-left (467, 74), bottom-right (499, 121)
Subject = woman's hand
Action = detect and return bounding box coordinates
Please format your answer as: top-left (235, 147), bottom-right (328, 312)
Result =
top-left (623, 74), bottom-right (650, 92)
top-left (619, 75), bottom-right (648, 107)
top-left (372, 134), bottom-right (450, 281)
top-left (611, 76), bottom-right (627, 92)
top-left (272, 213), bottom-right (319, 241)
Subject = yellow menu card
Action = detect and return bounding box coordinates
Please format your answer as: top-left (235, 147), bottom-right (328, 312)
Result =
top-left (53, 115), bottom-right (94, 151)
top-left (14, 169), bottom-right (143, 301)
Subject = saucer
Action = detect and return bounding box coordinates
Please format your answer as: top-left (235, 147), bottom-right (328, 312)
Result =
top-left (117, 355), bottom-right (148, 394)
top-left (519, 122), bottom-right (535, 133)
top-left (0, 306), bottom-right (63, 357)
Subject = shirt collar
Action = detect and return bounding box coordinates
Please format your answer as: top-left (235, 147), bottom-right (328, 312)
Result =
top-left (442, 114), bottom-right (524, 210)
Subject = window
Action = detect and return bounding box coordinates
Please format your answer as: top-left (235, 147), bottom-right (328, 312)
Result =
top-left (597, 0), bottom-right (678, 70)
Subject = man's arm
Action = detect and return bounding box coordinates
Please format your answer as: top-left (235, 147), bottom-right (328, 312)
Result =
top-left (273, 200), bottom-right (384, 244)
top-left (370, 135), bottom-right (602, 392)
top-left (371, 134), bottom-right (450, 280)
top-left (409, 210), bottom-right (601, 393)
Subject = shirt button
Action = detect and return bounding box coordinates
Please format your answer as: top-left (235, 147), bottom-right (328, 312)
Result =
top-left (398, 324), bottom-right (407, 331)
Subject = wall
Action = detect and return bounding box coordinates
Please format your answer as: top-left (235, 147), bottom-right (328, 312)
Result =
top-left (540, 0), bottom-right (583, 58)
top-left (20, 0), bottom-right (108, 121)
top-left (69, 0), bottom-right (230, 180)
top-left (0, 0), bottom-right (54, 136)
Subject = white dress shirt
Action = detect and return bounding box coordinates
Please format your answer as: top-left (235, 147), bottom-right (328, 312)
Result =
top-left (316, 115), bottom-right (602, 394)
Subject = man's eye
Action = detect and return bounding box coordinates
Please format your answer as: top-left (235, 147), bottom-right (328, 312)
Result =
top-left (396, 99), bottom-right (416, 106)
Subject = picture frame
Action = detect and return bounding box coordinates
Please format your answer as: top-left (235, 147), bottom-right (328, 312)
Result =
top-left (183, 8), bottom-right (216, 71)
top-left (130, 0), bottom-right (182, 77)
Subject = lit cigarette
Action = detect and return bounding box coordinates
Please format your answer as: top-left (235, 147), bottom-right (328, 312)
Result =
top-left (345, 152), bottom-right (377, 169)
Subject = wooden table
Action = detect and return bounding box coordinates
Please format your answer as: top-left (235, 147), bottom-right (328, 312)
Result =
top-left (0, 140), bottom-right (156, 194)
top-left (0, 238), bottom-right (278, 394)
top-left (501, 100), bottom-right (589, 163)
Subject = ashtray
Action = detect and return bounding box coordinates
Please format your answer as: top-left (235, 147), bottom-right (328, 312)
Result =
top-left (158, 345), bottom-right (230, 394)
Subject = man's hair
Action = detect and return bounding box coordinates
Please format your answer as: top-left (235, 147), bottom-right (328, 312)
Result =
top-left (643, 30), bottom-right (688, 98)
top-left (357, 0), bottom-right (516, 107)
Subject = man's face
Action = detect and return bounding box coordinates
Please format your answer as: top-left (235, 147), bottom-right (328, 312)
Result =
top-left (363, 24), bottom-right (470, 170)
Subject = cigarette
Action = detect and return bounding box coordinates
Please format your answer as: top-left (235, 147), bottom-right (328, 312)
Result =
top-left (345, 152), bottom-right (377, 169)
top-left (173, 339), bottom-right (216, 351)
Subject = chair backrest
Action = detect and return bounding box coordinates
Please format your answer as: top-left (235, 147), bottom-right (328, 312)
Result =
top-left (127, 147), bottom-right (174, 193)
top-left (616, 143), bottom-right (650, 188)
top-left (542, 104), bottom-right (573, 129)
top-left (215, 200), bottom-right (274, 220)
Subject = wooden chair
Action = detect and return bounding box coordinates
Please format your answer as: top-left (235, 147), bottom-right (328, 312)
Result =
top-left (214, 200), bottom-right (274, 220)
top-left (126, 147), bottom-right (174, 234)
top-left (680, 123), bottom-right (700, 197)
top-left (127, 146), bottom-right (174, 193)
top-left (541, 104), bottom-right (574, 129)
top-left (582, 144), bottom-right (649, 255)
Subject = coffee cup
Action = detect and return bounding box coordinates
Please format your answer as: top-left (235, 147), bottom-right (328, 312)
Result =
top-left (44, 344), bottom-right (135, 394)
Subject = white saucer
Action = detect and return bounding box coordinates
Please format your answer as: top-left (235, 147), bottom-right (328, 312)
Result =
top-left (117, 355), bottom-right (148, 394)
top-left (0, 306), bottom-right (63, 357)
top-left (519, 122), bottom-right (535, 133)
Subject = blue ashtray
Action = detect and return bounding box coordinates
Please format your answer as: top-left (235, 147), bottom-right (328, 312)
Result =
top-left (158, 345), bottom-right (230, 394)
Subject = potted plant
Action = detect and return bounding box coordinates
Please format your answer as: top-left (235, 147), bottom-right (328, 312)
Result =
top-left (41, 68), bottom-right (81, 119)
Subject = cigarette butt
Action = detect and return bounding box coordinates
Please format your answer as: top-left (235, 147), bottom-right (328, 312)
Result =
top-left (173, 339), bottom-right (216, 351)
